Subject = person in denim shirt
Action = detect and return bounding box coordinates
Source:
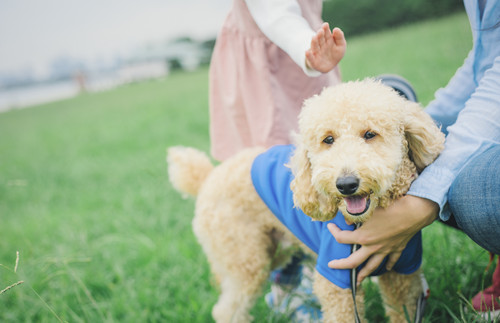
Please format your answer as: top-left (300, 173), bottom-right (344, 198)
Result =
top-left (328, 0), bottom-right (500, 316)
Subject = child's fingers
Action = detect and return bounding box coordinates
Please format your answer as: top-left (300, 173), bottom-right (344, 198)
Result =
top-left (323, 27), bottom-right (333, 46)
top-left (332, 27), bottom-right (346, 46)
top-left (317, 28), bottom-right (325, 47)
top-left (305, 50), bottom-right (314, 66)
top-left (322, 23), bottom-right (332, 39)
top-left (310, 34), bottom-right (320, 54)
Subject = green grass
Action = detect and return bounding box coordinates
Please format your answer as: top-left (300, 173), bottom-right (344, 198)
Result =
top-left (339, 11), bottom-right (473, 106)
top-left (0, 12), bottom-right (497, 322)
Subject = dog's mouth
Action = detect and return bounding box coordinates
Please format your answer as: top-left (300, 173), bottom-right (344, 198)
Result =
top-left (344, 195), bottom-right (371, 216)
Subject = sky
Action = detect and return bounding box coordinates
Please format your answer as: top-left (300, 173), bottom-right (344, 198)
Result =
top-left (0, 0), bottom-right (231, 77)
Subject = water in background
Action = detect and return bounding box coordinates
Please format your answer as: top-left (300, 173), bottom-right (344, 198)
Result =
top-left (0, 74), bottom-right (123, 113)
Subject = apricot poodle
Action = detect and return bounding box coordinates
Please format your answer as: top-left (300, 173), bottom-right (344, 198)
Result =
top-left (167, 79), bottom-right (444, 322)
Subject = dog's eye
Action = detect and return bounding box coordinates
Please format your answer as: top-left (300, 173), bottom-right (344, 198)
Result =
top-left (364, 131), bottom-right (377, 140)
top-left (323, 135), bottom-right (334, 145)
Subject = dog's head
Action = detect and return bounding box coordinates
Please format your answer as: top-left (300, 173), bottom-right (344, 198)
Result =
top-left (289, 79), bottom-right (445, 223)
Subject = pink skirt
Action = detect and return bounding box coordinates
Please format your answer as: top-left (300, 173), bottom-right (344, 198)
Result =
top-left (209, 0), bottom-right (341, 161)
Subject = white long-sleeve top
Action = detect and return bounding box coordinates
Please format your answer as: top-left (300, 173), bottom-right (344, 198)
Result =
top-left (245, 0), bottom-right (322, 77)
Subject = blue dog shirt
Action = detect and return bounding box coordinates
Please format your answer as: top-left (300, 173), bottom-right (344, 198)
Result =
top-left (250, 145), bottom-right (422, 289)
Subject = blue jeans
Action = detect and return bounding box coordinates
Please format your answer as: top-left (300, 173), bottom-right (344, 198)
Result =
top-left (448, 145), bottom-right (500, 254)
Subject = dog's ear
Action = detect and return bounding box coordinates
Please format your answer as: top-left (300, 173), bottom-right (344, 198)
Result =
top-left (289, 143), bottom-right (338, 221)
top-left (402, 101), bottom-right (445, 172)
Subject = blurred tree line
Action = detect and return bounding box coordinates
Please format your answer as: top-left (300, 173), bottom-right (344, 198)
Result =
top-left (322, 0), bottom-right (464, 36)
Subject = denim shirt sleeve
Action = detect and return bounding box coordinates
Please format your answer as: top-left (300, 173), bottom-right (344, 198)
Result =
top-left (408, 56), bottom-right (500, 220)
top-left (423, 50), bottom-right (477, 136)
top-left (408, 0), bottom-right (500, 221)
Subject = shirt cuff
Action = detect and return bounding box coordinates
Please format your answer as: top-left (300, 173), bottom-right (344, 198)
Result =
top-left (407, 166), bottom-right (455, 221)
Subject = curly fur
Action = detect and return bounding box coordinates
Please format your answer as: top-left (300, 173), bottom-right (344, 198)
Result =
top-left (291, 80), bottom-right (444, 223)
top-left (167, 79), bottom-right (445, 322)
top-left (167, 146), bottom-right (214, 197)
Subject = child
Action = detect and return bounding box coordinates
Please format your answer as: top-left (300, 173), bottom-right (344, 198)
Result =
top-left (209, 0), bottom-right (346, 161)
top-left (208, 0), bottom-right (346, 320)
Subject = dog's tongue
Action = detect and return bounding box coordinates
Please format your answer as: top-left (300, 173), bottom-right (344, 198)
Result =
top-left (345, 196), bottom-right (368, 215)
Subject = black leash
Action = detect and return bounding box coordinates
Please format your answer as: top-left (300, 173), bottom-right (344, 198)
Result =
top-left (350, 223), bottom-right (362, 323)
top-left (349, 223), bottom-right (429, 323)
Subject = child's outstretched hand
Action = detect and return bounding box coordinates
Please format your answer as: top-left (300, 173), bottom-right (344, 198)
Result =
top-left (305, 23), bottom-right (346, 73)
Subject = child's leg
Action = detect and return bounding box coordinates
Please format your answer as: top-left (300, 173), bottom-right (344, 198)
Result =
top-left (266, 253), bottom-right (322, 321)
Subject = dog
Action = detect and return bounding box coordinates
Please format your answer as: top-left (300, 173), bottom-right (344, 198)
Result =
top-left (167, 79), bottom-right (445, 322)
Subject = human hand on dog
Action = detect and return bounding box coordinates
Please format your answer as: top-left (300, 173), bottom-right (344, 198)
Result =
top-left (327, 195), bottom-right (439, 285)
top-left (305, 23), bottom-right (346, 73)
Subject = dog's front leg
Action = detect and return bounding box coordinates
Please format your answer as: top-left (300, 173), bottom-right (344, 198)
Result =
top-left (313, 270), bottom-right (366, 323)
top-left (378, 269), bottom-right (423, 323)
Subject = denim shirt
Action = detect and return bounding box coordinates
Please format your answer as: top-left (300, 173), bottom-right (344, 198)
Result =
top-left (408, 0), bottom-right (500, 221)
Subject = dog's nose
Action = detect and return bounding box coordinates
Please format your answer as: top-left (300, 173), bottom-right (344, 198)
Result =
top-left (336, 176), bottom-right (359, 195)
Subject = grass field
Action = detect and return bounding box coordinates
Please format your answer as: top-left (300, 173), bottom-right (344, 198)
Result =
top-left (1, 12), bottom-right (497, 322)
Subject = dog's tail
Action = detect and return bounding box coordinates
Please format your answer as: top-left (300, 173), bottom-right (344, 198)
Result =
top-left (167, 146), bottom-right (214, 198)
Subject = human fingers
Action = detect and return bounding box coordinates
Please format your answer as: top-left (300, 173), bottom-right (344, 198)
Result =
top-left (316, 28), bottom-right (325, 48)
top-left (322, 23), bottom-right (332, 42)
top-left (356, 253), bottom-right (386, 285)
top-left (309, 33), bottom-right (320, 54)
top-left (305, 50), bottom-right (314, 69)
top-left (332, 27), bottom-right (346, 46)
top-left (385, 251), bottom-right (403, 271)
top-left (305, 49), bottom-right (312, 61)
top-left (327, 222), bottom-right (358, 245)
top-left (328, 245), bottom-right (372, 269)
